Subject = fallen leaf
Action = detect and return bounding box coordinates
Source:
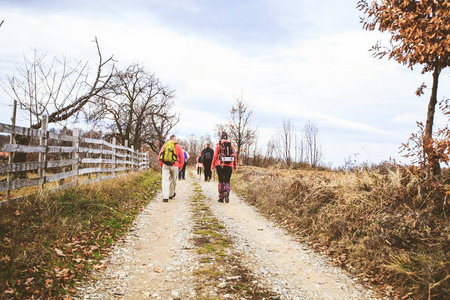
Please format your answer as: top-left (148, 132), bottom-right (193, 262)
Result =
top-left (0, 255), bottom-right (11, 263)
top-left (93, 264), bottom-right (104, 270)
top-left (55, 248), bottom-right (66, 257)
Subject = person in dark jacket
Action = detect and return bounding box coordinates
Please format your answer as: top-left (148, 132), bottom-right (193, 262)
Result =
top-left (201, 143), bottom-right (214, 182)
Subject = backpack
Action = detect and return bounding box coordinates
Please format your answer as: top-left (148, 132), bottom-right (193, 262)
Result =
top-left (204, 150), bottom-right (212, 160)
top-left (160, 140), bottom-right (177, 165)
top-left (219, 141), bottom-right (234, 163)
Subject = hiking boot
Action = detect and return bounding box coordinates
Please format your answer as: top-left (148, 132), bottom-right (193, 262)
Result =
top-left (223, 191), bottom-right (229, 203)
top-left (169, 192), bottom-right (176, 199)
top-left (218, 198), bottom-right (224, 203)
top-left (163, 199), bottom-right (168, 202)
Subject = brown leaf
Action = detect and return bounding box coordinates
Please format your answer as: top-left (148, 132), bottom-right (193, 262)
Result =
top-left (55, 248), bottom-right (66, 257)
top-left (0, 255), bottom-right (11, 263)
top-left (93, 264), bottom-right (104, 270)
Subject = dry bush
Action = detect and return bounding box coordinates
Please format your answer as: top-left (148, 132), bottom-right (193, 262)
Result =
top-left (234, 166), bottom-right (449, 299)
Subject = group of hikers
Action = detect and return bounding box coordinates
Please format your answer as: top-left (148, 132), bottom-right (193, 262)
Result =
top-left (158, 131), bottom-right (237, 203)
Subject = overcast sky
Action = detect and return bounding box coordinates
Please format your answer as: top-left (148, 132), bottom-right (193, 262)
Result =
top-left (1, 0), bottom-right (449, 167)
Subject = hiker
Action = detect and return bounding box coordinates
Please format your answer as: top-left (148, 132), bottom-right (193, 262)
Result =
top-left (178, 147), bottom-right (189, 180)
top-left (158, 134), bottom-right (185, 202)
top-left (196, 153), bottom-right (203, 175)
top-left (211, 132), bottom-right (237, 203)
top-left (201, 143), bottom-right (214, 182)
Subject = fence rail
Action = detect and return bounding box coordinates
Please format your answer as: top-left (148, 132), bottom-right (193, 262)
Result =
top-left (0, 116), bottom-right (149, 204)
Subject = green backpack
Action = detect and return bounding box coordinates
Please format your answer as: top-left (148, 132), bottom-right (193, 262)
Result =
top-left (160, 140), bottom-right (178, 166)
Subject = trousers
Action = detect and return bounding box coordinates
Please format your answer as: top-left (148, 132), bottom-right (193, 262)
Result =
top-left (162, 164), bottom-right (178, 199)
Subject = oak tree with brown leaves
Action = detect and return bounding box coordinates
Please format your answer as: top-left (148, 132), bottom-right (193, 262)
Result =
top-left (358, 0), bottom-right (450, 173)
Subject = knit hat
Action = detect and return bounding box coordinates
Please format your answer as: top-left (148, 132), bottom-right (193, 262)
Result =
top-left (221, 131), bottom-right (228, 140)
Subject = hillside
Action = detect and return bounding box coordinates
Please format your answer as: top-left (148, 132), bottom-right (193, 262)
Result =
top-left (232, 166), bottom-right (450, 299)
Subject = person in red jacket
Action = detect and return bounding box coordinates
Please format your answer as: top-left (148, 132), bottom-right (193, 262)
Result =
top-left (158, 134), bottom-right (184, 202)
top-left (211, 131), bottom-right (237, 203)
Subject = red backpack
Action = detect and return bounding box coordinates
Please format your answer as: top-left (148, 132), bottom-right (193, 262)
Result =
top-left (219, 141), bottom-right (235, 163)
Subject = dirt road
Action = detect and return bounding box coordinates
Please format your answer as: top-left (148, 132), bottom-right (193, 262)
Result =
top-left (76, 171), bottom-right (377, 299)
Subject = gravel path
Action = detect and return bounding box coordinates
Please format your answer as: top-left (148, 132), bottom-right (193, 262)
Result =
top-left (76, 171), bottom-right (378, 299)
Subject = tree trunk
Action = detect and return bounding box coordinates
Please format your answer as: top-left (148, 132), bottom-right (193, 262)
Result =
top-left (425, 66), bottom-right (441, 174)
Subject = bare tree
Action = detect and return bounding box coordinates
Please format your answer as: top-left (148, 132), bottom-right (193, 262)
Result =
top-left (2, 38), bottom-right (114, 129)
top-left (250, 136), bottom-right (262, 166)
top-left (187, 134), bottom-right (203, 158)
top-left (266, 139), bottom-right (276, 162)
top-left (229, 98), bottom-right (258, 162)
top-left (142, 103), bottom-right (179, 152)
top-left (216, 97), bottom-right (258, 164)
top-left (90, 63), bottom-right (178, 151)
top-left (294, 134), bottom-right (304, 163)
top-left (1, 38), bottom-right (114, 172)
top-left (271, 118), bottom-right (296, 167)
top-left (303, 120), bottom-right (323, 168)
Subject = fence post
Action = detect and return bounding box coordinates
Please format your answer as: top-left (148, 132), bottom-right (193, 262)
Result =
top-left (138, 150), bottom-right (141, 171)
top-left (39, 115), bottom-right (48, 189)
top-left (59, 126), bottom-right (67, 187)
top-left (112, 137), bottom-right (116, 179)
top-left (96, 131), bottom-right (102, 181)
top-left (72, 128), bottom-right (79, 186)
top-left (124, 140), bottom-right (129, 173)
top-left (6, 100), bottom-right (17, 201)
top-left (131, 145), bottom-right (135, 172)
top-left (88, 129), bottom-right (93, 180)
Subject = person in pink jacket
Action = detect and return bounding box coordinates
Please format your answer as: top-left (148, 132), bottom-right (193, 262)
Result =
top-left (211, 131), bottom-right (237, 203)
top-left (158, 134), bottom-right (184, 202)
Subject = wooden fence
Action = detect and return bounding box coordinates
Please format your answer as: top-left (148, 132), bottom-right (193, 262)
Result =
top-left (0, 116), bottom-right (149, 204)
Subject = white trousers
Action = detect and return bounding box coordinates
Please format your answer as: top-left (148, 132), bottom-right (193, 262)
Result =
top-left (162, 164), bottom-right (178, 199)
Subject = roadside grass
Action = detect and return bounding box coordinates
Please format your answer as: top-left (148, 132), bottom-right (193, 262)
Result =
top-left (189, 180), bottom-right (277, 299)
top-left (233, 166), bottom-right (449, 299)
top-left (0, 170), bottom-right (160, 299)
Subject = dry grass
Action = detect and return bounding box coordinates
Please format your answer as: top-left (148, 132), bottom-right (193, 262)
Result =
top-left (233, 166), bottom-right (449, 299)
top-left (0, 170), bottom-right (161, 299)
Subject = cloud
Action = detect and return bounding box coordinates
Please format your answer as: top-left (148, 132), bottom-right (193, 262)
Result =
top-left (2, 0), bottom-right (450, 167)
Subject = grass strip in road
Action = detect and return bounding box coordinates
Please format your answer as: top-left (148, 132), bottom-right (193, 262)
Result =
top-left (0, 170), bottom-right (161, 299)
top-left (190, 181), bottom-right (278, 299)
